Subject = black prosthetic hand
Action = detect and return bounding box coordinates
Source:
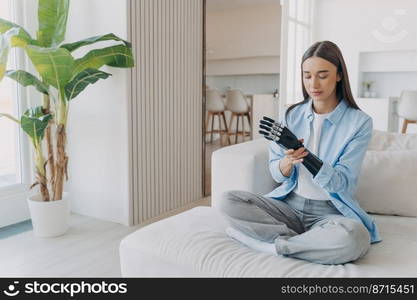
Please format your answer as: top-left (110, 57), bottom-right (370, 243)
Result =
top-left (259, 116), bottom-right (323, 177)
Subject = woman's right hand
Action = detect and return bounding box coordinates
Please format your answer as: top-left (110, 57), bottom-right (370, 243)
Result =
top-left (279, 138), bottom-right (309, 177)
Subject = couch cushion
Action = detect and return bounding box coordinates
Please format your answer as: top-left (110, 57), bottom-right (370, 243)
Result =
top-left (357, 150), bottom-right (417, 217)
top-left (120, 206), bottom-right (417, 277)
top-left (356, 129), bottom-right (417, 217)
top-left (369, 129), bottom-right (417, 151)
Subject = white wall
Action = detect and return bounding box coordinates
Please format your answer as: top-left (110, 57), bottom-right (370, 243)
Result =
top-left (206, 3), bottom-right (281, 75)
top-left (313, 0), bottom-right (417, 133)
top-left (313, 0), bottom-right (417, 99)
top-left (64, 0), bottom-right (130, 225)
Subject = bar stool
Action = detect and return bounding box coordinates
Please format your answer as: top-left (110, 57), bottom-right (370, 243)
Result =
top-left (205, 89), bottom-right (230, 146)
top-left (225, 89), bottom-right (252, 144)
top-left (398, 90), bottom-right (417, 133)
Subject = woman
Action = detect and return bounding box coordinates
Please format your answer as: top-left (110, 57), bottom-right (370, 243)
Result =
top-left (219, 41), bottom-right (381, 265)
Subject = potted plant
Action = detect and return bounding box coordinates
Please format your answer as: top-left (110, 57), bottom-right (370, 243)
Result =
top-left (0, 0), bottom-right (134, 237)
top-left (362, 81), bottom-right (374, 98)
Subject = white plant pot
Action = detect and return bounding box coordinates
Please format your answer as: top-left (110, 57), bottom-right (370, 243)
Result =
top-left (27, 193), bottom-right (70, 238)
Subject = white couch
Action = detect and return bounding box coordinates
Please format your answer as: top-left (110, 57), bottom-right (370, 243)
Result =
top-left (120, 130), bottom-right (417, 277)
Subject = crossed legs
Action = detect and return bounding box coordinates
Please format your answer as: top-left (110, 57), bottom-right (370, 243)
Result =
top-left (219, 190), bottom-right (371, 265)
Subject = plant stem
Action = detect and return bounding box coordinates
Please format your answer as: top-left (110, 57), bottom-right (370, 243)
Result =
top-left (58, 88), bottom-right (68, 126)
top-left (33, 138), bottom-right (50, 201)
top-left (0, 113), bottom-right (20, 124)
top-left (42, 93), bottom-right (55, 192)
top-left (53, 124), bottom-right (67, 201)
top-left (53, 88), bottom-right (68, 201)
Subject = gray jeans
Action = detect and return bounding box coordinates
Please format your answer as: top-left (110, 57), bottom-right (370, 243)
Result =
top-left (219, 190), bottom-right (371, 265)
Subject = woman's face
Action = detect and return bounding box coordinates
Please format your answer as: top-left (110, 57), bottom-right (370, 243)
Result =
top-left (302, 56), bottom-right (341, 102)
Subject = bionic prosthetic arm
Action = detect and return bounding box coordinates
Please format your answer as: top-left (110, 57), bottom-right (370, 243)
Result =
top-left (259, 116), bottom-right (323, 177)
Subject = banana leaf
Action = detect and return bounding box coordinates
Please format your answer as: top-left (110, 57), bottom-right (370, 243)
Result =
top-left (61, 33), bottom-right (132, 52)
top-left (25, 45), bottom-right (74, 92)
top-left (0, 18), bottom-right (33, 45)
top-left (0, 33), bottom-right (9, 80)
top-left (65, 68), bottom-right (111, 100)
top-left (73, 44), bottom-right (134, 75)
top-left (0, 27), bottom-right (21, 80)
top-left (21, 106), bottom-right (52, 142)
top-left (6, 70), bottom-right (49, 95)
top-left (37, 0), bottom-right (70, 47)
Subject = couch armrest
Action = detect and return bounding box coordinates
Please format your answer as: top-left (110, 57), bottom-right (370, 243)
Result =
top-left (211, 139), bottom-right (279, 209)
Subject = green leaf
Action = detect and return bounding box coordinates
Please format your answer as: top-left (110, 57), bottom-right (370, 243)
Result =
top-left (73, 44), bottom-right (134, 75)
top-left (37, 0), bottom-right (70, 47)
top-left (0, 18), bottom-right (33, 45)
top-left (0, 27), bottom-right (20, 80)
top-left (61, 33), bottom-right (132, 52)
top-left (65, 68), bottom-right (111, 100)
top-left (2, 27), bottom-right (35, 48)
top-left (25, 45), bottom-right (74, 92)
top-left (21, 106), bottom-right (52, 141)
top-left (0, 33), bottom-right (10, 80)
top-left (5, 70), bottom-right (49, 95)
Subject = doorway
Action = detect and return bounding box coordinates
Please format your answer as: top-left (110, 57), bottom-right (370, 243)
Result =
top-left (203, 0), bottom-right (282, 196)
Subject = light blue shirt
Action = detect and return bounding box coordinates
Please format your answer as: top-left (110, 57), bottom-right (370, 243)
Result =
top-left (264, 98), bottom-right (381, 244)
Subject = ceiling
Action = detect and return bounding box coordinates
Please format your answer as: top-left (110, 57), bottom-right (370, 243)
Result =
top-left (206, 0), bottom-right (279, 12)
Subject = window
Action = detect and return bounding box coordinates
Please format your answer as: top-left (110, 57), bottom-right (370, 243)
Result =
top-left (279, 0), bottom-right (314, 107)
top-left (0, 0), bottom-right (32, 227)
top-left (0, 0), bottom-right (21, 188)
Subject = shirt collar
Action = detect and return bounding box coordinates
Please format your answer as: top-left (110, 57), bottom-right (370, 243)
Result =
top-left (304, 98), bottom-right (348, 125)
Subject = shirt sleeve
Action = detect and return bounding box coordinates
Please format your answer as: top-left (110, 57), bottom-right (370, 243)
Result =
top-left (267, 107), bottom-right (295, 183)
top-left (312, 117), bottom-right (373, 195)
top-left (268, 141), bottom-right (295, 183)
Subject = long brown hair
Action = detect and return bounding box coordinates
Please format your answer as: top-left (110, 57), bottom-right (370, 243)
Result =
top-left (285, 41), bottom-right (360, 123)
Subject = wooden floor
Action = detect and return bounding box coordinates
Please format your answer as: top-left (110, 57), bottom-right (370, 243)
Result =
top-left (0, 197), bottom-right (210, 278)
top-left (0, 134), bottom-right (248, 278)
